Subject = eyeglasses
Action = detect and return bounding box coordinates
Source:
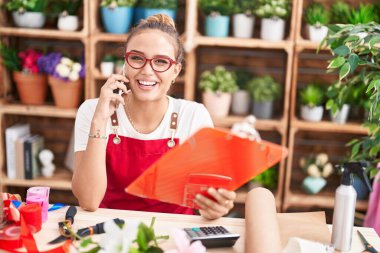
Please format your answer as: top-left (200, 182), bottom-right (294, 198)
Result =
top-left (125, 51), bottom-right (178, 73)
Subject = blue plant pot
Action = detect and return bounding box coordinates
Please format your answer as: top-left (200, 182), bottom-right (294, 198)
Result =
top-left (133, 7), bottom-right (145, 24)
top-left (353, 176), bottom-right (370, 200)
top-left (205, 15), bottom-right (230, 37)
top-left (101, 6), bottom-right (133, 34)
top-left (143, 8), bottom-right (176, 21)
top-left (302, 176), bottom-right (327, 195)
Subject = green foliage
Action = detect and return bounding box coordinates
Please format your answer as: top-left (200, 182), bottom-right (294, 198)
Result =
top-left (323, 22), bottom-right (380, 176)
top-left (102, 54), bottom-right (115, 62)
top-left (330, 1), bottom-right (350, 24)
top-left (246, 75), bottom-right (281, 102)
top-left (198, 0), bottom-right (235, 16)
top-left (254, 0), bottom-right (291, 19)
top-left (132, 218), bottom-right (168, 253)
top-left (304, 2), bottom-right (330, 26)
top-left (347, 4), bottom-right (378, 25)
top-left (232, 0), bottom-right (256, 15)
top-left (326, 81), bottom-right (357, 114)
top-left (251, 166), bottom-right (278, 189)
top-left (234, 69), bottom-right (253, 90)
top-left (50, 0), bottom-right (82, 16)
top-left (100, 0), bottom-right (137, 7)
top-left (300, 83), bottom-right (325, 107)
top-left (199, 66), bottom-right (238, 93)
top-left (140, 0), bottom-right (177, 10)
top-left (4, 0), bottom-right (48, 12)
top-left (0, 42), bottom-right (21, 72)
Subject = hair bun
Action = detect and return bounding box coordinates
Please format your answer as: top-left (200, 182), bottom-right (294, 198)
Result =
top-left (145, 14), bottom-right (176, 30)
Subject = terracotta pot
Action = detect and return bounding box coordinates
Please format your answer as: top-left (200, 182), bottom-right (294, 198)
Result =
top-left (48, 76), bottom-right (83, 108)
top-left (13, 71), bottom-right (48, 105)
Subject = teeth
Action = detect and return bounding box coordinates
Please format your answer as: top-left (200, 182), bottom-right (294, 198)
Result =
top-left (139, 80), bottom-right (156, 86)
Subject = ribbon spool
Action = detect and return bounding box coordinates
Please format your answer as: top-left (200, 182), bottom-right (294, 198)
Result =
top-left (0, 225), bottom-right (22, 250)
top-left (26, 196), bottom-right (47, 223)
top-left (20, 203), bottom-right (42, 233)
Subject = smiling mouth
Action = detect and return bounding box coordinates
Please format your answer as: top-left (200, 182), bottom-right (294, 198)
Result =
top-left (138, 80), bottom-right (157, 86)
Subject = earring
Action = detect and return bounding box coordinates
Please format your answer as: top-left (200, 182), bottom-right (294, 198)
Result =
top-left (171, 79), bottom-right (176, 84)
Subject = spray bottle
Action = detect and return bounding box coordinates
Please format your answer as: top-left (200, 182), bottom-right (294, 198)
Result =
top-left (331, 162), bottom-right (372, 251)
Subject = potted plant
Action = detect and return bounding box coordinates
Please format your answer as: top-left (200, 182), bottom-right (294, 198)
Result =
top-left (50, 0), bottom-right (82, 31)
top-left (38, 52), bottom-right (85, 108)
top-left (300, 153), bottom-right (334, 194)
top-left (5, 0), bottom-right (48, 28)
top-left (347, 4), bottom-right (377, 25)
top-left (246, 75), bottom-right (281, 119)
top-left (199, 66), bottom-right (238, 117)
top-left (254, 0), bottom-right (291, 41)
top-left (299, 83), bottom-right (325, 122)
top-left (198, 0), bottom-right (235, 37)
top-left (100, 0), bottom-right (137, 34)
top-left (304, 2), bottom-right (330, 42)
top-left (140, 0), bottom-right (177, 21)
top-left (231, 70), bottom-right (252, 115)
top-left (0, 43), bottom-right (48, 105)
top-left (330, 1), bottom-right (350, 24)
top-left (326, 81), bottom-right (355, 124)
top-left (100, 54), bottom-right (115, 77)
top-left (232, 0), bottom-right (256, 38)
top-left (248, 166), bottom-right (278, 190)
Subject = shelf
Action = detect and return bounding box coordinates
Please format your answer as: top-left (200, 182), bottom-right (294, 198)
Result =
top-left (1, 168), bottom-right (72, 190)
top-left (0, 104), bottom-right (77, 118)
top-left (295, 39), bottom-right (329, 51)
top-left (194, 36), bottom-right (293, 51)
top-left (286, 192), bottom-right (368, 211)
top-left (92, 32), bottom-right (129, 42)
top-left (0, 27), bottom-right (87, 40)
top-left (213, 116), bottom-right (285, 132)
top-left (292, 119), bottom-right (368, 134)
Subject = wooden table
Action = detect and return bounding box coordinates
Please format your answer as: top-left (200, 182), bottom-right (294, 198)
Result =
top-left (34, 207), bottom-right (380, 252)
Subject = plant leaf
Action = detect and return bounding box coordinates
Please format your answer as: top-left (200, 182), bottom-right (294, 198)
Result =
top-left (333, 45), bottom-right (350, 56)
top-left (339, 62), bottom-right (350, 80)
top-left (327, 56), bottom-right (345, 69)
top-left (348, 54), bottom-right (359, 73)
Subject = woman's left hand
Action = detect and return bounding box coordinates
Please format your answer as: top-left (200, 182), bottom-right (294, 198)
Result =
top-left (195, 188), bottom-right (236, 220)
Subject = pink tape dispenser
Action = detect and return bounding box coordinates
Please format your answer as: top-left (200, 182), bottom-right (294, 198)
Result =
top-left (26, 187), bottom-right (50, 222)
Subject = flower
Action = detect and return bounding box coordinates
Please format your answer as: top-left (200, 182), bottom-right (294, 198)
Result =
top-left (18, 49), bottom-right (42, 74)
top-left (300, 153), bottom-right (334, 178)
top-left (165, 229), bottom-right (206, 253)
top-left (38, 52), bottom-right (85, 82)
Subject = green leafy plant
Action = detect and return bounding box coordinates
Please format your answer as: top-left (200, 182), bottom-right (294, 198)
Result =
top-left (198, 0), bottom-right (235, 16)
top-left (347, 4), bottom-right (377, 25)
top-left (234, 69), bottom-right (253, 90)
top-left (300, 83), bottom-right (325, 107)
top-left (102, 54), bottom-right (115, 62)
top-left (250, 166), bottom-right (278, 189)
top-left (330, 1), bottom-right (350, 24)
top-left (100, 0), bottom-right (137, 7)
top-left (199, 66), bottom-right (238, 93)
top-left (4, 0), bottom-right (48, 12)
top-left (323, 22), bottom-right (380, 177)
top-left (254, 0), bottom-right (291, 19)
top-left (140, 0), bottom-right (177, 10)
top-left (246, 75), bottom-right (281, 102)
top-left (0, 43), bottom-right (21, 72)
top-left (304, 2), bottom-right (330, 27)
top-left (232, 0), bottom-right (256, 15)
top-left (50, 0), bottom-right (82, 16)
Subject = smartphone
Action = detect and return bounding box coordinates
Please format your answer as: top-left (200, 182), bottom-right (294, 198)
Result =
top-left (183, 173), bottom-right (232, 209)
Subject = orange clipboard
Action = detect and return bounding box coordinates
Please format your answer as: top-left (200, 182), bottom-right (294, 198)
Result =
top-left (125, 127), bottom-right (288, 208)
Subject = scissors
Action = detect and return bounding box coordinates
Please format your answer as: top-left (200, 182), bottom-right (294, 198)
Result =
top-left (358, 230), bottom-right (379, 253)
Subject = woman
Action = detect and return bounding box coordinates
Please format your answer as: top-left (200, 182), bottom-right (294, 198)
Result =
top-left (72, 14), bottom-right (236, 220)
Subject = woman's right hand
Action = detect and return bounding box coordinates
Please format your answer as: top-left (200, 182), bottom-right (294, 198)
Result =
top-left (94, 74), bottom-right (129, 121)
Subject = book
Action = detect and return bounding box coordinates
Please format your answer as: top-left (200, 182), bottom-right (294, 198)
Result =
top-left (5, 124), bottom-right (30, 179)
top-left (14, 134), bottom-right (31, 179)
top-left (24, 135), bottom-right (44, 179)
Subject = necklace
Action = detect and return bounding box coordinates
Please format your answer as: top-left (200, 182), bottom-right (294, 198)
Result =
top-left (125, 96), bottom-right (142, 134)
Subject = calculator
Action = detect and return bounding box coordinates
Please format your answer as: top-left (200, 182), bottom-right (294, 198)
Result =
top-left (183, 226), bottom-right (240, 248)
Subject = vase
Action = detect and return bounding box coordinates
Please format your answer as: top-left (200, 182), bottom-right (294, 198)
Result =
top-left (13, 71), bottom-right (47, 105)
top-left (202, 91), bottom-right (232, 117)
top-left (101, 6), bottom-right (133, 34)
top-left (261, 18), bottom-right (285, 41)
top-left (232, 13), bottom-right (255, 38)
top-left (57, 15), bottom-right (79, 31)
top-left (205, 15), bottom-right (230, 37)
top-left (48, 76), bottom-right (82, 109)
top-left (302, 176), bottom-right (326, 194)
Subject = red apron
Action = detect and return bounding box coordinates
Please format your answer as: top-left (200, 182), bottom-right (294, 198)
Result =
top-left (99, 105), bottom-right (194, 215)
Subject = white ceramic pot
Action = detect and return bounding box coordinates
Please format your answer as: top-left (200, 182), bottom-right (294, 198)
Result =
top-left (260, 17), bottom-right (285, 41)
top-left (100, 62), bottom-right (115, 77)
top-left (202, 91), bottom-right (232, 117)
top-left (307, 24), bottom-right (328, 42)
top-left (301, 105), bottom-right (324, 122)
top-left (12, 11), bottom-right (46, 28)
top-left (232, 13), bottom-right (255, 38)
top-left (330, 104), bottom-right (350, 124)
top-left (58, 15), bottom-right (79, 31)
top-left (231, 90), bottom-right (250, 115)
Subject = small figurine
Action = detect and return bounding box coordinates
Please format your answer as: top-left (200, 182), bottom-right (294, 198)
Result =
top-left (231, 115), bottom-right (261, 141)
top-left (39, 149), bottom-right (55, 178)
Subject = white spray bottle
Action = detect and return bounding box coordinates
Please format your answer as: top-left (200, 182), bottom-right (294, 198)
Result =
top-left (331, 162), bottom-right (372, 251)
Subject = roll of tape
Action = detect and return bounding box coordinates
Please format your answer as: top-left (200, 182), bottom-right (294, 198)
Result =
top-left (20, 203), bottom-right (42, 233)
top-left (0, 225), bottom-right (22, 249)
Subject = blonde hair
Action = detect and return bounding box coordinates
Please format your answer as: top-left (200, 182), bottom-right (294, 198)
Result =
top-left (125, 14), bottom-right (184, 64)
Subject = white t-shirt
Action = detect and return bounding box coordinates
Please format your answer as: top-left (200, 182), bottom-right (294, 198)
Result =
top-left (74, 96), bottom-right (214, 152)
